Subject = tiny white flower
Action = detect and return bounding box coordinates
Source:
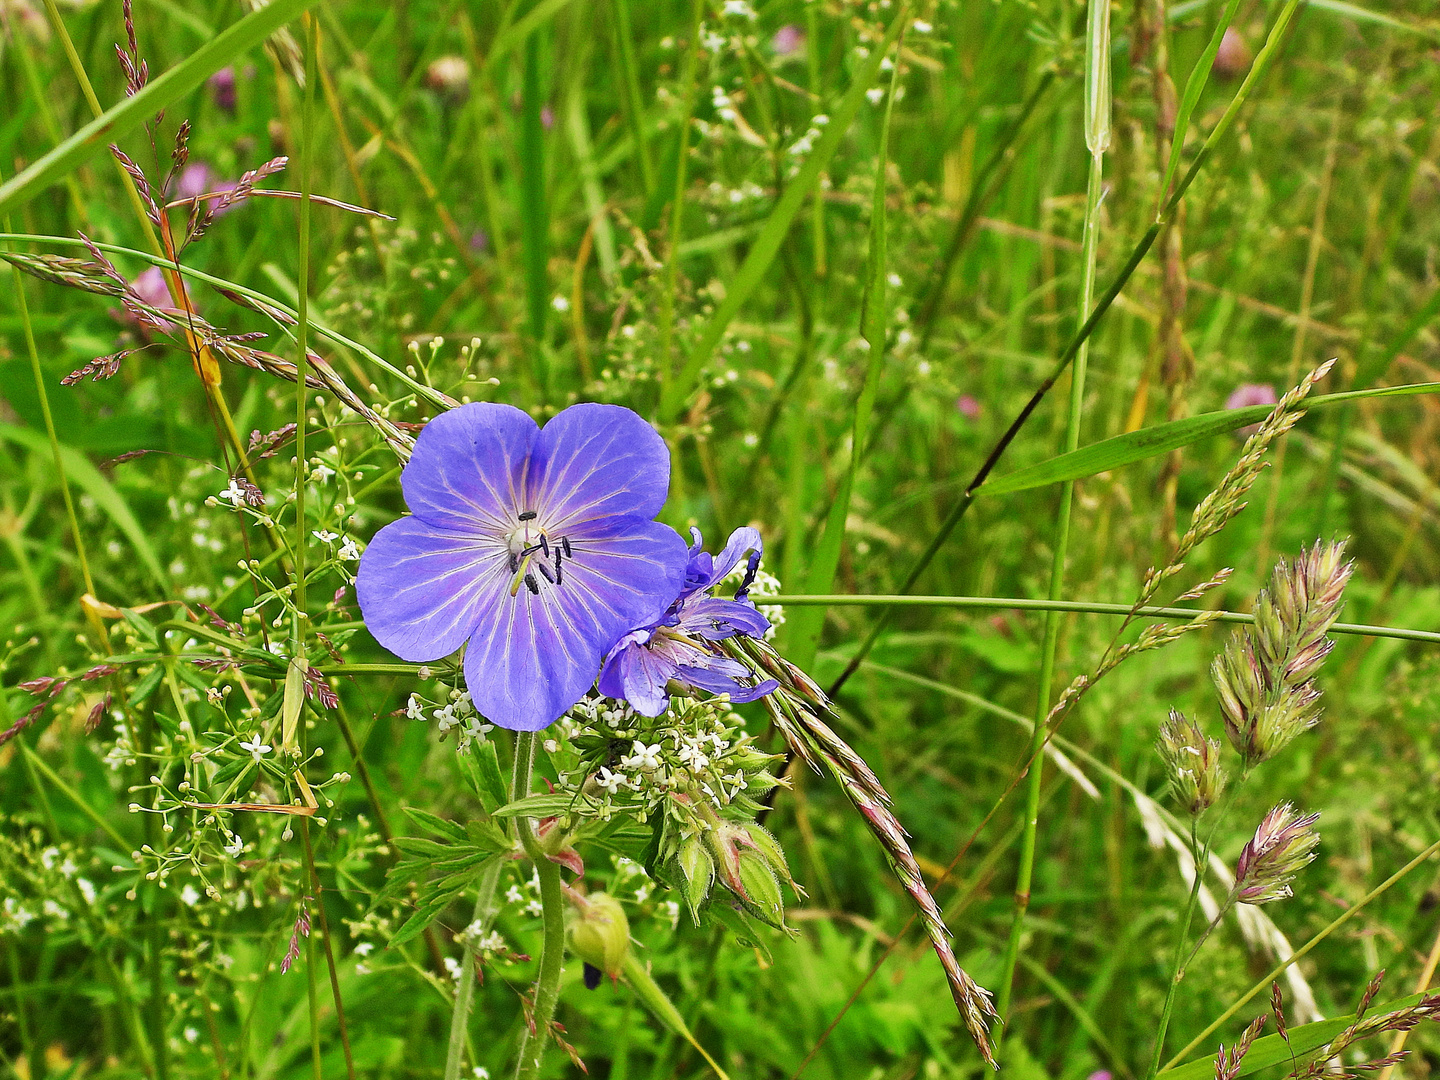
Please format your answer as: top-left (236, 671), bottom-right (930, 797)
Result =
top-left (221, 479), bottom-right (247, 506)
top-left (239, 735), bottom-right (272, 762)
top-left (77, 878), bottom-right (97, 904)
top-left (912, 19), bottom-right (932, 33)
top-left (474, 1068), bottom-right (492, 1079)
top-left (543, 739), bottom-right (558, 753)
top-left (595, 767), bottom-right (627, 795)
top-left (310, 462), bottom-right (336, 483)
top-left (184, 1026), bottom-right (200, 1044)
top-left (338, 537), bottom-right (361, 561)
top-left (866, 87), bottom-right (885, 105)
top-left (180, 884), bottom-right (201, 907)
top-left (622, 741), bottom-right (663, 772)
top-left (406, 694), bottom-right (425, 721)
top-left (551, 294), bottom-right (570, 312)
top-left (355, 942), bottom-right (374, 957)
top-left (312, 530), bottom-right (340, 544)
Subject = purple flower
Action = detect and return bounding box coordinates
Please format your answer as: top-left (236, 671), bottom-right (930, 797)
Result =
top-left (956, 394), bottom-right (981, 420)
top-left (598, 527), bottom-right (778, 717)
top-left (357, 402), bottom-right (688, 732)
top-left (176, 163), bottom-right (214, 201)
top-left (209, 67), bottom-right (237, 113)
top-left (771, 24), bottom-right (804, 56)
top-left (1225, 383), bottom-right (1277, 411)
top-left (1226, 383), bottom-right (1277, 438)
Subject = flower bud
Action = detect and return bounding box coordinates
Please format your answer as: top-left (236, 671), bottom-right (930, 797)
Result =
top-left (1156, 709), bottom-right (1226, 815)
top-left (706, 822), bottom-right (791, 928)
top-left (566, 891), bottom-right (630, 982)
top-left (1233, 803), bottom-right (1320, 905)
top-left (672, 833), bottom-right (715, 923)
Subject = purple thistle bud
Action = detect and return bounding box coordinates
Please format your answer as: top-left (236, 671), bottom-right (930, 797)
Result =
top-left (1234, 803), bottom-right (1320, 905)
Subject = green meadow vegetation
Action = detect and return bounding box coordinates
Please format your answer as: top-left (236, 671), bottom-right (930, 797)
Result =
top-left (3, 0), bottom-right (1440, 1077)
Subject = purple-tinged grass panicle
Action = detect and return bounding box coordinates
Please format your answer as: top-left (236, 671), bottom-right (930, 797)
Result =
top-left (721, 633), bottom-right (999, 1068)
top-left (1214, 540), bottom-right (1353, 767)
top-left (1285, 974), bottom-right (1440, 1080)
top-left (1156, 708), bottom-right (1226, 816)
top-left (1215, 1014), bottom-right (1267, 1080)
top-left (1232, 803), bottom-right (1320, 905)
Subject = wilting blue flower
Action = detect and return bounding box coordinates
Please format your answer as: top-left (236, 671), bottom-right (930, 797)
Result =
top-left (598, 527), bottom-right (778, 717)
top-left (357, 402), bottom-right (687, 732)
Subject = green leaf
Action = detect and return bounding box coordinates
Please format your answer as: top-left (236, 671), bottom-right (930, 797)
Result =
top-left (127, 665), bottom-right (166, 707)
top-left (121, 608), bottom-right (160, 648)
top-left (0, 0), bottom-right (323, 220)
top-left (491, 793), bottom-right (584, 818)
top-left (0, 423), bottom-right (168, 589)
top-left (786, 29), bottom-right (905, 670)
top-left (1160, 992), bottom-right (1430, 1080)
top-left (400, 807), bottom-right (468, 844)
top-left (391, 836), bottom-right (457, 859)
top-left (658, 3), bottom-right (911, 421)
top-left (978, 381), bottom-right (1440, 497)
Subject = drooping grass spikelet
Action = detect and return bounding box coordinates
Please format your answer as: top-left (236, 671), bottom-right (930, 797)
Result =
top-left (723, 635), bottom-right (999, 1067)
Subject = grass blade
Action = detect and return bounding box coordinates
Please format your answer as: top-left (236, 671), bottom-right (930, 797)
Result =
top-left (0, 0), bottom-right (322, 220)
top-left (0, 422), bottom-right (168, 591)
top-left (658, 3), bottom-right (911, 422)
top-left (785, 24), bottom-right (904, 670)
top-left (978, 381), bottom-right (1440, 497)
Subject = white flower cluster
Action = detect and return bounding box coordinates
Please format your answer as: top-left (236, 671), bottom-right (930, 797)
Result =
top-left (553, 695), bottom-right (776, 820)
top-left (408, 687), bottom-right (494, 752)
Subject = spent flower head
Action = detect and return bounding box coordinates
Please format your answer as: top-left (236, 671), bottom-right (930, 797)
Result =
top-left (1233, 802), bottom-right (1321, 905)
top-left (1156, 709), bottom-right (1226, 816)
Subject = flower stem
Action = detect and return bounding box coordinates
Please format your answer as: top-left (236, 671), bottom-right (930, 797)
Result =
top-left (443, 859), bottom-right (505, 1080)
top-left (994, 48), bottom-right (1108, 1022)
top-left (1144, 784), bottom-right (1240, 1080)
top-left (511, 731), bottom-right (567, 1080)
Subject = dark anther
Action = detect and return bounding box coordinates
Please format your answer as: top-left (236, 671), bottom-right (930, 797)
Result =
top-left (735, 549), bottom-right (761, 601)
top-left (518, 511), bottom-right (537, 521)
top-left (508, 552), bottom-right (519, 573)
top-left (554, 551), bottom-right (564, 585)
top-left (524, 573), bottom-right (540, 595)
top-left (561, 536), bottom-right (573, 557)
top-left (539, 534), bottom-right (550, 558)
top-left (536, 561), bottom-right (555, 584)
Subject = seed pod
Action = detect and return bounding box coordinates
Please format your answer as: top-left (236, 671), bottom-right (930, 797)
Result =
top-left (566, 892), bottom-right (630, 982)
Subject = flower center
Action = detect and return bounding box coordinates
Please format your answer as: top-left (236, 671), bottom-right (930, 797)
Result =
top-left (505, 511), bottom-right (573, 597)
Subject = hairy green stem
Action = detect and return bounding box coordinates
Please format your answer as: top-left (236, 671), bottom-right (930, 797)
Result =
top-left (444, 860), bottom-right (506, 1080)
top-left (511, 731), bottom-right (567, 1080)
